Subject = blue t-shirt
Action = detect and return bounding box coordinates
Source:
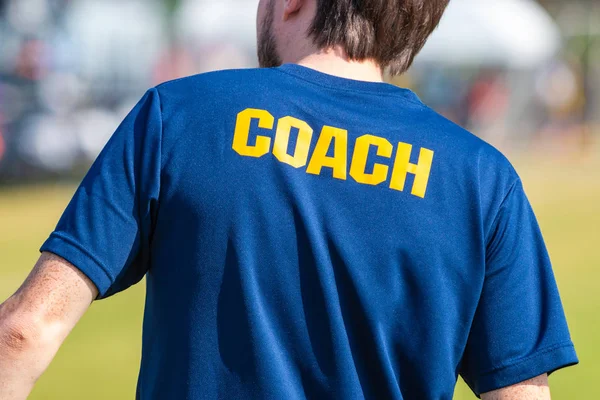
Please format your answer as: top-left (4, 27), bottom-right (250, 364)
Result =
top-left (41, 64), bottom-right (577, 399)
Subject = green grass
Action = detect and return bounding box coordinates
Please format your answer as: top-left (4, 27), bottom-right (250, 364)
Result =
top-left (1, 154), bottom-right (598, 399)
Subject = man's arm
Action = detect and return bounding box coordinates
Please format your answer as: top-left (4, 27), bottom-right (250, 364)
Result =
top-left (0, 252), bottom-right (97, 400)
top-left (481, 374), bottom-right (550, 400)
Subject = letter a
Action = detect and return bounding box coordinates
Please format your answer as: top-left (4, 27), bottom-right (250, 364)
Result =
top-left (306, 126), bottom-right (348, 180)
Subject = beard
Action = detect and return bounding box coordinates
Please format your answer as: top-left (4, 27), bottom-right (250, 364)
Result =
top-left (257, 0), bottom-right (282, 68)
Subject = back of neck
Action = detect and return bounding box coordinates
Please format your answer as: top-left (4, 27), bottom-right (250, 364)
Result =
top-left (293, 50), bottom-right (384, 83)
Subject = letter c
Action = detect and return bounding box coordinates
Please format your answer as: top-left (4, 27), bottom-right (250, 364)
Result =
top-left (232, 108), bottom-right (274, 158)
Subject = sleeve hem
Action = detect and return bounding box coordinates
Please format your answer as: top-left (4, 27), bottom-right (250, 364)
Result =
top-left (40, 233), bottom-right (114, 298)
top-left (471, 342), bottom-right (578, 396)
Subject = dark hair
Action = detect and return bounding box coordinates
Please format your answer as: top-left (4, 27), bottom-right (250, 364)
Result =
top-left (308, 0), bottom-right (449, 75)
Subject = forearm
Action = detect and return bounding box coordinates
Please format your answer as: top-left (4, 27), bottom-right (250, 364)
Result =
top-left (0, 253), bottom-right (97, 399)
top-left (0, 331), bottom-right (36, 400)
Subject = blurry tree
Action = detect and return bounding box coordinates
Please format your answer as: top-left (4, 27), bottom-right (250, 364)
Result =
top-left (164, 0), bottom-right (180, 16)
top-left (163, 0), bottom-right (180, 44)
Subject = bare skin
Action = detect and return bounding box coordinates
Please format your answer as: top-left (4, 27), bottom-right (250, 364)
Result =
top-left (482, 375), bottom-right (550, 399)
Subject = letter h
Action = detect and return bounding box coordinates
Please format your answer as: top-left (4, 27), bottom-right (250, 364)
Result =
top-left (389, 143), bottom-right (434, 198)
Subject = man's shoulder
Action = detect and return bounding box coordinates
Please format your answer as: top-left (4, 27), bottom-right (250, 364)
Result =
top-left (155, 67), bottom-right (275, 98)
top-left (414, 104), bottom-right (514, 174)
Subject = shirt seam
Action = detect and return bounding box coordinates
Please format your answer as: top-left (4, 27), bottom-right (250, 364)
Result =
top-left (152, 87), bottom-right (165, 133)
top-left (150, 86), bottom-right (164, 245)
top-left (483, 177), bottom-right (520, 246)
top-left (151, 87), bottom-right (165, 170)
top-left (478, 342), bottom-right (575, 377)
top-left (274, 68), bottom-right (425, 107)
top-left (47, 231), bottom-right (115, 284)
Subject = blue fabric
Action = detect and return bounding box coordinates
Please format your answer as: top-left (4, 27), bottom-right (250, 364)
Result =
top-left (41, 64), bottom-right (577, 399)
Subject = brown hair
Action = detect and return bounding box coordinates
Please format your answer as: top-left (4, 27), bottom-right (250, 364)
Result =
top-left (308, 0), bottom-right (449, 75)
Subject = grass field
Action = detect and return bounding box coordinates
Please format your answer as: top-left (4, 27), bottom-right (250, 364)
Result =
top-left (1, 153), bottom-right (598, 399)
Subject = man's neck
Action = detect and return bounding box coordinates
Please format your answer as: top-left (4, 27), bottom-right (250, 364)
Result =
top-left (292, 49), bottom-right (384, 83)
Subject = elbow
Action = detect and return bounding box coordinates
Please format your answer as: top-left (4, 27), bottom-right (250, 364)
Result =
top-left (0, 304), bottom-right (66, 358)
top-left (0, 302), bottom-right (46, 356)
top-left (0, 298), bottom-right (67, 358)
top-left (0, 321), bottom-right (40, 355)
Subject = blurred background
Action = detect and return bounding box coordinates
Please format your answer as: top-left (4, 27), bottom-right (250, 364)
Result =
top-left (0, 0), bottom-right (597, 398)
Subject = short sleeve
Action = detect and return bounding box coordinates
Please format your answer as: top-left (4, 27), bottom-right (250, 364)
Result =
top-left (459, 179), bottom-right (578, 396)
top-left (40, 88), bottom-right (162, 299)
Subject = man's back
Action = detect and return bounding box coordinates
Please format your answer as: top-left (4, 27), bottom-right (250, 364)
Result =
top-left (39, 65), bottom-right (576, 399)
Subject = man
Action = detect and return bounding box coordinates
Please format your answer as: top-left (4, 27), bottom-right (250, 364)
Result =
top-left (0, 0), bottom-right (577, 399)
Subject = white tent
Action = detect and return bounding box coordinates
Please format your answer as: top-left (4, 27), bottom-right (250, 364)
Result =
top-left (175, 0), bottom-right (258, 48)
top-left (416, 0), bottom-right (562, 68)
top-left (65, 0), bottom-right (167, 85)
